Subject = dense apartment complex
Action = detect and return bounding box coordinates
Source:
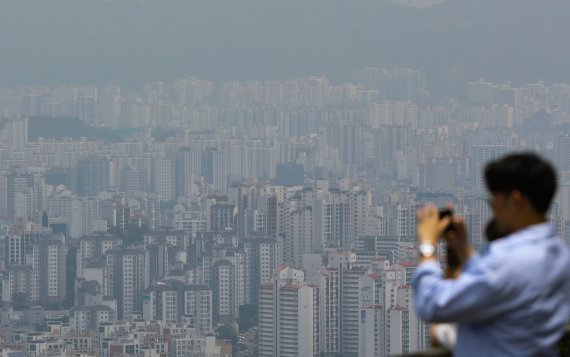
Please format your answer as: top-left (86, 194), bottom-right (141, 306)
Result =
top-left (0, 69), bottom-right (570, 355)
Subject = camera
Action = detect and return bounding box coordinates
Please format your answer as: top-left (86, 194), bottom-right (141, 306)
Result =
top-left (439, 208), bottom-right (453, 219)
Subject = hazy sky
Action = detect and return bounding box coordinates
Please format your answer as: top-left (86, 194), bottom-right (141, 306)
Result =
top-left (0, 0), bottom-right (568, 91)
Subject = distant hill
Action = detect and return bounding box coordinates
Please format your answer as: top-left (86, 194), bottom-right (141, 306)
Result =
top-left (28, 117), bottom-right (137, 141)
top-left (0, 0), bottom-right (568, 94)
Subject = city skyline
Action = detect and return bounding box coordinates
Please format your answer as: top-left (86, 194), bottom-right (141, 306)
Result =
top-left (1, 67), bottom-right (570, 356)
top-left (1, 0), bottom-right (569, 355)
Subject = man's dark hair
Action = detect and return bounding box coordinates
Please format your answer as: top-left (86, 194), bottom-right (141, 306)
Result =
top-left (484, 152), bottom-right (557, 214)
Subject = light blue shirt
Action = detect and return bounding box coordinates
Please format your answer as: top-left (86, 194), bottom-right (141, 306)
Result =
top-left (413, 223), bottom-right (570, 357)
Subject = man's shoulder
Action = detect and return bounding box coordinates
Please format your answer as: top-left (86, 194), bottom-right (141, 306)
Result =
top-left (489, 224), bottom-right (563, 255)
top-left (493, 235), bottom-right (569, 260)
top-left (469, 236), bottom-right (568, 272)
top-left (480, 235), bottom-right (570, 288)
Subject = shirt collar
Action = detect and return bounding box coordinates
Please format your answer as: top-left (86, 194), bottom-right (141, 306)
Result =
top-left (489, 222), bottom-right (555, 252)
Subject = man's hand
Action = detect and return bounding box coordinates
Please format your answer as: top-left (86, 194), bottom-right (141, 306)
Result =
top-left (443, 216), bottom-right (474, 272)
top-left (417, 205), bottom-right (452, 246)
top-left (430, 323), bottom-right (458, 350)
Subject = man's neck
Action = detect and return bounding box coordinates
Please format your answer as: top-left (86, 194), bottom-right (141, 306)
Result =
top-left (512, 214), bottom-right (548, 232)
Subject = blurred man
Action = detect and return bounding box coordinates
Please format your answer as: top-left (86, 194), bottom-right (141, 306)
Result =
top-left (413, 152), bottom-right (570, 356)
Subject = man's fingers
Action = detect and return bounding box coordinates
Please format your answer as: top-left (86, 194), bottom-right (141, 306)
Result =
top-left (417, 204), bottom-right (437, 219)
top-left (438, 216), bottom-right (451, 231)
top-left (452, 216), bottom-right (467, 237)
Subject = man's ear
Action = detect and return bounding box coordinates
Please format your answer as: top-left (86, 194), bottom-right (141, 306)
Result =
top-left (510, 190), bottom-right (525, 210)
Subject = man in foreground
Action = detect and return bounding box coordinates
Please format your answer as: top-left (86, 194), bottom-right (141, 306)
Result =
top-left (413, 152), bottom-right (570, 356)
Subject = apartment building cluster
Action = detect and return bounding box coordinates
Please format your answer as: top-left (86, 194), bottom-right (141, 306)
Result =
top-left (0, 68), bottom-right (570, 355)
top-left (258, 251), bottom-right (430, 357)
top-left (0, 178), bottom-right (500, 356)
top-left (0, 317), bottom-right (231, 357)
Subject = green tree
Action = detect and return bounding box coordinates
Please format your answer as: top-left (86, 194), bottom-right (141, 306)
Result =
top-left (239, 304), bottom-right (258, 332)
top-left (216, 324), bottom-right (238, 346)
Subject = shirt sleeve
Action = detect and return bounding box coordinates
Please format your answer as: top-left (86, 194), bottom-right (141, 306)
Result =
top-left (412, 259), bottom-right (511, 323)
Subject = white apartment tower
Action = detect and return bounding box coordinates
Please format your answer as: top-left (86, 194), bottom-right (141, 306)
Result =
top-left (40, 239), bottom-right (67, 305)
top-left (287, 206), bottom-right (313, 268)
top-left (151, 158), bottom-right (175, 202)
top-left (314, 191), bottom-right (353, 250)
top-left (70, 196), bottom-right (100, 239)
top-left (143, 280), bottom-right (184, 325)
top-left (105, 249), bottom-right (149, 320)
top-left (184, 285), bottom-right (213, 335)
top-left (358, 272), bottom-right (386, 357)
top-left (211, 260), bottom-right (236, 322)
top-left (312, 187), bottom-right (370, 252)
top-left (385, 264), bottom-right (429, 355)
top-left (258, 267), bottom-right (318, 357)
top-left (320, 251), bottom-right (387, 357)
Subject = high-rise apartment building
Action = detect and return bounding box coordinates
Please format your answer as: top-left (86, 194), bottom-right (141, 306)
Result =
top-left (203, 148), bottom-right (228, 194)
top-left (175, 148), bottom-right (204, 198)
top-left (100, 86), bottom-right (122, 129)
top-left (209, 203), bottom-right (236, 232)
top-left (2, 233), bottom-right (66, 307)
top-left (314, 190), bottom-right (353, 250)
top-left (211, 260), bottom-right (235, 322)
top-left (184, 285), bottom-right (213, 335)
top-left (258, 194), bottom-right (280, 239)
top-left (258, 267), bottom-right (318, 357)
top-left (119, 168), bottom-right (147, 201)
top-left (143, 280), bottom-right (186, 325)
top-left (151, 158), bottom-right (175, 202)
top-left (71, 305), bottom-right (115, 332)
top-left (243, 237), bottom-right (284, 304)
top-left (70, 197), bottom-right (101, 239)
top-left (146, 243), bottom-right (170, 283)
top-left (1, 265), bottom-right (33, 307)
top-left (5, 225), bottom-right (48, 266)
top-left (105, 249), bottom-right (149, 320)
top-left (77, 234), bottom-right (122, 278)
top-left (142, 281), bottom-right (213, 333)
top-left (286, 206), bottom-right (313, 268)
top-left (319, 251), bottom-right (369, 357)
top-left (420, 158), bottom-right (458, 193)
top-left (76, 157), bottom-right (109, 197)
top-left (4, 118), bottom-right (29, 150)
top-left (358, 272), bottom-right (386, 357)
top-left (0, 172), bottom-right (34, 221)
top-left (133, 193), bottom-right (161, 231)
top-left (384, 263), bottom-right (429, 355)
top-left (36, 239), bottom-right (67, 305)
top-left (21, 95), bottom-right (43, 117)
top-left (174, 206), bottom-right (208, 236)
